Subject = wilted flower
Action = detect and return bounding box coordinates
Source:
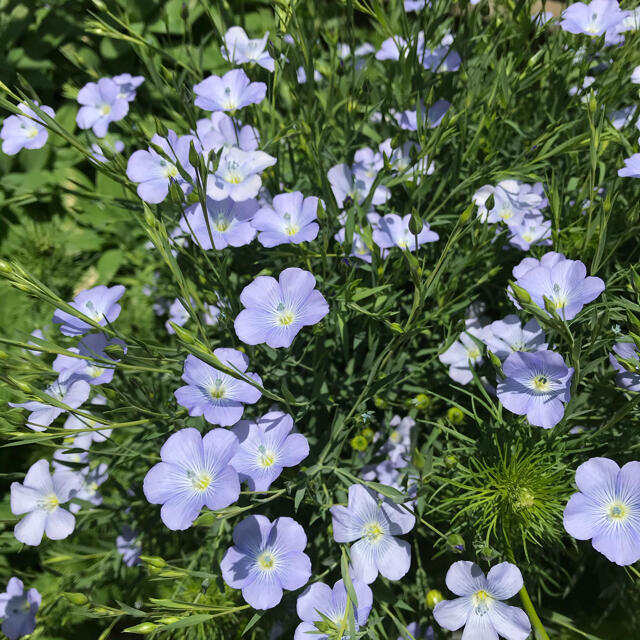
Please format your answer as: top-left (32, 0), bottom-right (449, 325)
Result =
top-left (196, 112), bottom-right (259, 154)
top-left (112, 73), bottom-right (144, 101)
top-left (221, 515), bottom-right (312, 609)
top-left (10, 459), bottom-right (81, 546)
top-left (609, 341), bottom-right (640, 392)
top-left (372, 213), bottom-right (439, 251)
top-left (559, 0), bottom-right (628, 37)
top-left (116, 525), bottom-right (142, 567)
top-left (330, 484), bottom-right (415, 584)
top-left (234, 267), bottom-right (329, 348)
top-left (231, 411), bottom-right (309, 491)
top-left (482, 315), bottom-right (547, 361)
top-left (295, 578), bottom-right (373, 640)
top-left (194, 69), bottom-right (267, 112)
top-left (126, 130), bottom-right (197, 204)
top-left (564, 457), bottom-right (640, 565)
top-left (328, 163), bottom-right (390, 208)
top-left (0, 578), bottom-right (41, 640)
top-left (1, 102), bottom-right (55, 155)
top-left (514, 257), bottom-right (605, 320)
top-left (53, 333), bottom-right (125, 386)
top-left (9, 379), bottom-right (90, 431)
top-left (174, 351), bottom-right (262, 426)
top-left (180, 196), bottom-right (258, 249)
top-left (76, 78), bottom-right (129, 137)
top-left (207, 146), bottom-right (276, 202)
top-left (221, 27), bottom-right (274, 71)
top-left (423, 34), bottom-right (461, 73)
top-left (252, 191), bottom-right (321, 247)
top-left (143, 427), bottom-right (240, 530)
top-left (53, 284), bottom-right (125, 336)
top-left (433, 561), bottom-right (531, 640)
top-left (438, 323), bottom-right (486, 385)
top-left (497, 350), bottom-right (574, 429)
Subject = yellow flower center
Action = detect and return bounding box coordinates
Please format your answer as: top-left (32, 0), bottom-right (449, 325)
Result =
top-left (531, 375), bottom-right (550, 392)
top-left (362, 521), bottom-right (384, 543)
top-left (100, 104), bottom-right (111, 116)
top-left (390, 430), bottom-right (400, 442)
top-left (607, 501), bottom-right (628, 521)
top-left (190, 469), bottom-right (213, 492)
top-left (472, 590), bottom-right (492, 614)
top-left (257, 550), bottom-right (276, 570)
top-left (214, 218), bottom-right (230, 232)
top-left (26, 126), bottom-right (39, 138)
top-left (209, 378), bottom-right (226, 399)
top-left (162, 164), bottom-right (178, 179)
top-left (41, 493), bottom-right (60, 512)
top-left (257, 445), bottom-right (276, 468)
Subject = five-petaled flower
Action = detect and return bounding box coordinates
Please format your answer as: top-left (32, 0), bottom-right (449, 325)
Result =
top-left (0, 577), bottom-right (41, 640)
top-left (76, 77), bottom-right (129, 138)
top-left (1, 102), bottom-right (55, 155)
top-left (53, 284), bottom-right (125, 336)
top-left (194, 69), bottom-right (267, 112)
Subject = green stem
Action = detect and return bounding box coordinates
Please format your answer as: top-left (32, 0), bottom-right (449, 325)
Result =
top-left (518, 583), bottom-right (550, 640)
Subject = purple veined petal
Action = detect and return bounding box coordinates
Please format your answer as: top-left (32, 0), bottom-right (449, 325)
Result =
top-left (3, 613), bottom-right (37, 640)
top-left (160, 491), bottom-right (204, 530)
top-left (203, 428), bottom-right (239, 465)
top-left (10, 484), bottom-right (40, 515)
top-left (160, 428), bottom-right (204, 468)
top-left (14, 510), bottom-right (47, 546)
top-left (227, 174), bottom-right (263, 202)
top-left (234, 308), bottom-right (273, 345)
top-left (268, 516), bottom-right (308, 552)
top-left (433, 597), bottom-right (472, 631)
top-left (174, 385), bottom-right (207, 417)
top-left (214, 347), bottom-right (250, 373)
top-left (264, 321), bottom-right (303, 348)
top-left (279, 267), bottom-right (318, 301)
top-left (143, 462), bottom-right (183, 504)
top-left (574, 457), bottom-right (619, 502)
top-left (526, 394), bottom-right (565, 429)
top-left (44, 507), bottom-right (75, 540)
top-left (239, 275), bottom-right (281, 310)
top-left (203, 399), bottom-right (245, 427)
top-left (380, 501), bottom-right (416, 535)
top-left (52, 469), bottom-right (82, 502)
top-left (278, 433), bottom-right (310, 467)
top-left (486, 562), bottom-right (523, 599)
top-left (275, 550), bottom-right (312, 589)
top-left (204, 465), bottom-right (240, 510)
top-left (563, 492), bottom-right (603, 540)
top-left (296, 582), bottom-right (334, 622)
top-left (298, 289), bottom-right (329, 326)
top-left (232, 513), bottom-right (272, 551)
top-left (27, 407), bottom-right (62, 431)
top-left (126, 150), bottom-right (166, 182)
top-left (496, 379), bottom-right (531, 416)
top-left (350, 538), bottom-right (380, 584)
top-left (330, 504), bottom-right (363, 543)
top-left (220, 545), bottom-right (255, 588)
top-left (242, 571), bottom-right (284, 609)
top-left (23, 459), bottom-right (54, 494)
top-left (445, 561), bottom-right (488, 596)
top-left (181, 353), bottom-right (217, 385)
top-left (617, 461), bottom-right (640, 503)
top-left (592, 522), bottom-right (640, 566)
top-left (461, 609), bottom-right (498, 640)
top-left (375, 535), bottom-right (412, 580)
top-left (259, 411), bottom-right (294, 443)
top-left (487, 601), bottom-right (531, 640)
top-left (138, 178), bottom-right (170, 203)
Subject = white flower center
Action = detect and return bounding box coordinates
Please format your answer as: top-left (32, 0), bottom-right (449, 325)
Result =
top-left (209, 378), bottom-right (227, 399)
top-left (275, 302), bottom-right (295, 326)
top-left (187, 468), bottom-right (213, 492)
top-left (472, 590), bottom-right (492, 615)
top-left (257, 444), bottom-right (277, 468)
top-left (361, 520), bottom-right (384, 543)
top-left (606, 500), bottom-right (629, 523)
top-left (40, 493), bottom-right (60, 512)
top-left (100, 104), bottom-right (111, 116)
top-left (256, 549), bottom-right (277, 571)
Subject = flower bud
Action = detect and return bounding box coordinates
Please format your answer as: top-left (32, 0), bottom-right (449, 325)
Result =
top-left (62, 592), bottom-right (89, 606)
top-left (140, 555), bottom-right (166, 569)
top-left (509, 282), bottom-right (531, 305)
top-left (426, 589), bottom-right (443, 609)
top-left (373, 396), bottom-right (387, 409)
top-left (124, 622), bottom-right (159, 634)
top-left (0, 259), bottom-right (12, 273)
top-left (447, 533), bottom-right (465, 553)
top-left (350, 435), bottom-right (368, 452)
top-left (413, 393), bottom-right (431, 410)
top-left (444, 454), bottom-right (457, 468)
top-left (169, 322), bottom-right (196, 344)
top-left (446, 407), bottom-right (464, 425)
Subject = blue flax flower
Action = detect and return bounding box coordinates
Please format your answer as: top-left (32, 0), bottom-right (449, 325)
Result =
top-left (143, 427), bottom-right (240, 530)
top-left (194, 69), bottom-right (267, 112)
top-left (221, 515), bottom-right (312, 609)
top-left (234, 267), bottom-right (329, 348)
top-left (295, 578), bottom-right (373, 639)
top-left (330, 484), bottom-right (415, 584)
top-left (112, 73), bottom-right (144, 101)
top-left (116, 525), bottom-right (142, 567)
top-left (372, 213), bottom-right (438, 251)
top-left (231, 411), bottom-right (309, 490)
top-left (609, 341), bottom-right (640, 392)
top-left (0, 577), bottom-right (41, 640)
top-left (434, 561), bottom-right (531, 640)
top-left (76, 78), bottom-right (129, 137)
top-left (497, 350), bottom-right (573, 429)
top-left (482, 315), bottom-right (546, 361)
top-left (174, 351), bottom-right (262, 426)
top-left (1, 103), bottom-right (55, 155)
top-left (559, 0), bottom-right (628, 36)
top-left (221, 27), bottom-right (275, 71)
top-left (564, 457), bottom-right (640, 565)
top-left (196, 112), bottom-right (259, 154)
top-left (53, 284), bottom-right (125, 336)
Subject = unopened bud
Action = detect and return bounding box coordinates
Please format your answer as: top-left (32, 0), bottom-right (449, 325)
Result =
top-left (140, 555), bottom-right (166, 569)
top-left (426, 589), bottom-right (443, 609)
top-left (62, 592), bottom-right (89, 606)
top-left (124, 622), bottom-right (158, 634)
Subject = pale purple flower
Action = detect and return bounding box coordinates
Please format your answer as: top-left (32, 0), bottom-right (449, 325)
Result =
top-left (514, 257), bottom-right (605, 320)
top-left (378, 415), bottom-right (415, 468)
top-left (0, 578), bottom-right (41, 640)
top-left (222, 27), bottom-right (274, 71)
top-left (112, 73), bottom-right (144, 101)
top-left (508, 215), bottom-right (552, 251)
top-left (90, 139), bottom-right (125, 163)
top-left (126, 130), bottom-right (197, 204)
top-left (76, 78), bottom-right (129, 137)
top-left (609, 341), bottom-right (640, 392)
top-left (143, 427), bottom-right (240, 530)
top-left (180, 196), bottom-right (258, 249)
top-left (482, 315), bottom-right (546, 361)
top-left (116, 525), bottom-right (142, 567)
top-left (328, 163), bottom-right (390, 208)
top-left (559, 0), bottom-right (628, 37)
top-left (194, 69), bottom-right (267, 112)
top-left (196, 112), bottom-right (259, 154)
top-left (564, 457), bottom-right (640, 565)
top-left (10, 459), bottom-right (81, 546)
top-left (433, 561), bottom-right (531, 640)
top-left (234, 267), bottom-right (329, 348)
top-left (379, 139), bottom-right (435, 180)
top-left (231, 411), bottom-right (309, 490)
top-left (497, 350), bottom-right (573, 429)
top-left (632, 66), bottom-right (640, 84)
top-left (296, 66), bottom-right (323, 84)
top-left (511, 251), bottom-right (566, 280)
top-left (398, 623), bottom-right (434, 640)
top-left (473, 180), bottom-right (547, 226)
top-left (1, 103), bottom-right (55, 155)
top-left (609, 105), bottom-right (637, 130)
top-left (221, 515), bottom-right (312, 609)
top-left (52, 433), bottom-right (91, 472)
top-left (9, 379), bottom-right (90, 431)
top-left (53, 284), bottom-right (125, 336)
top-left (204, 302), bottom-right (221, 326)
top-left (394, 99), bottom-right (450, 131)
top-left (438, 324), bottom-right (486, 385)
top-left (330, 484), bottom-right (415, 584)
top-left (207, 146), bottom-right (276, 202)
top-left (376, 36), bottom-right (408, 61)
top-left (423, 35), bottom-right (461, 73)
top-left (619, 153), bottom-right (640, 178)
top-left (353, 146), bottom-right (383, 179)
top-left (70, 462), bottom-right (108, 514)
top-left (334, 228), bottom-right (373, 263)
top-left (165, 298), bottom-right (190, 335)
top-left (64, 394), bottom-right (112, 443)
top-left (405, 0), bottom-right (428, 12)
top-left (295, 578), bottom-right (373, 640)
top-left (174, 351), bottom-right (262, 426)
top-left (252, 191), bottom-right (321, 247)
top-left (373, 213), bottom-right (439, 251)
top-left (53, 333), bottom-right (125, 385)
top-left (27, 329), bottom-right (45, 356)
